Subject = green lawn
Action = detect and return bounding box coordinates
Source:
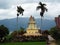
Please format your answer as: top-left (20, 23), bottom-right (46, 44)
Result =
top-left (0, 42), bottom-right (46, 45)
top-left (57, 41), bottom-right (60, 45)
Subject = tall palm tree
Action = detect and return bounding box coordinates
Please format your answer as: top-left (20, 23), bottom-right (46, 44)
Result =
top-left (36, 2), bottom-right (48, 30)
top-left (16, 6), bottom-right (24, 36)
top-left (17, 6), bottom-right (24, 16)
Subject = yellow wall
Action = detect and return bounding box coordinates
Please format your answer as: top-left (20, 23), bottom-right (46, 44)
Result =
top-left (27, 30), bottom-right (39, 34)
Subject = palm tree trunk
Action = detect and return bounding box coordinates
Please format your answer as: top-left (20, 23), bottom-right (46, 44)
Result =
top-left (17, 16), bottom-right (18, 36)
top-left (41, 17), bottom-right (43, 30)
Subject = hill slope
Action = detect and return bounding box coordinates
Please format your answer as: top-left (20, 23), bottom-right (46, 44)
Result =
top-left (0, 18), bottom-right (56, 32)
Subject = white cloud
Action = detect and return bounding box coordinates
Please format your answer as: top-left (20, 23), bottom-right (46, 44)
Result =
top-left (0, 5), bottom-right (17, 20)
top-left (0, 1), bottom-right (60, 20)
top-left (0, 0), bottom-right (60, 9)
top-left (44, 3), bottom-right (60, 19)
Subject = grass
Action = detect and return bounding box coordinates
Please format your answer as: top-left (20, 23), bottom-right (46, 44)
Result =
top-left (0, 42), bottom-right (46, 45)
top-left (57, 41), bottom-right (60, 45)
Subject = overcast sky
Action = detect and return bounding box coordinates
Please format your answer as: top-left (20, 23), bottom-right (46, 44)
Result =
top-left (0, 0), bottom-right (60, 20)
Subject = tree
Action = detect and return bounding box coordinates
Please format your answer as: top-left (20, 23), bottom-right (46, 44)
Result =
top-left (42, 30), bottom-right (49, 39)
top-left (19, 27), bottom-right (25, 35)
top-left (49, 26), bottom-right (60, 40)
top-left (36, 2), bottom-right (48, 17)
top-left (16, 6), bottom-right (24, 36)
top-left (11, 31), bottom-right (17, 38)
top-left (42, 30), bottom-right (50, 44)
top-left (42, 30), bottom-right (49, 35)
top-left (0, 25), bottom-right (9, 42)
top-left (36, 2), bottom-right (48, 29)
top-left (17, 6), bottom-right (24, 16)
top-left (10, 27), bottom-right (25, 42)
top-left (11, 27), bottom-right (25, 37)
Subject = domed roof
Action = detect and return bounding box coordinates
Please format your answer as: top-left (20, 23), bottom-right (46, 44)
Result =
top-left (30, 16), bottom-right (33, 19)
top-left (29, 16), bottom-right (35, 21)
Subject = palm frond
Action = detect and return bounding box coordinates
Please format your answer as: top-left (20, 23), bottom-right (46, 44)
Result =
top-left (39, 2), bottom-right (42, 5)
top-left (20, 6), bottom-right (24, 11)
top-left (17, 6), bottom-right (24, 15)
top-left (43, 4), bottom-right (46, 6)
top-left (45, 7), bottom-right (48, 12)
top-left (36, 6), bottom-right (41, 10)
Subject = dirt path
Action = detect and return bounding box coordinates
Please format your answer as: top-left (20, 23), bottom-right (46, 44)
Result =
top-left (47, 41), bottom-right (57, 45)
top-left (49, 42), bottom-right (57, 45)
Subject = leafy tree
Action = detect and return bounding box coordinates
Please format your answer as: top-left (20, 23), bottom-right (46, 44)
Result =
top-left (11, 31), bottom-right (17, 38)
top-left (42, 30), bottom-right (49, 35)
top-left (42, 30), bottom-right (49, 40)
top-left (10, 27), bottom-right (25, 42)
top-left (49, 26), bottom-right (60, 40)
top-left (0, 25), bottom-right (9, 42)
top-left (11, 27), bottom-right (25, 38)
top-left (19, 27), bottom-right (25, 35)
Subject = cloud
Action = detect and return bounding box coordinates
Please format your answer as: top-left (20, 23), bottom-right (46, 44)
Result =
top-left (0, 0), bottom-right (60, 20)
top-left (22, 2), bottom-right (60, 20)
top-left (0, 5), bottom-right (17, 19)
top-left (45, 3), bottom-right (60, 19)
top-left (0, 0), bottom-right (10, 9)
top-left (0, 0), bottom-right (60, 9)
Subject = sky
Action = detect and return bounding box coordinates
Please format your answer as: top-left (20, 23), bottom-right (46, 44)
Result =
top-left (0, 0), bottom-right (60, 20)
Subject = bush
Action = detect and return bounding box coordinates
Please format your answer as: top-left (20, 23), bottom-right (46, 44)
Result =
top-left (49, 27), bottom-right (60, 40)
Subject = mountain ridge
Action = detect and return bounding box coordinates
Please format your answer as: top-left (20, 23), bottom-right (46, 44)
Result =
top-left (0, 17), bottom-right (56, 32)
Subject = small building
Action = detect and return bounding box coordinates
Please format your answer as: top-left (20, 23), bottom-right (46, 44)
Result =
top-left (24, 16), bottom-right (42, 36)
top-left (55, 15), bottom-right (60, 28)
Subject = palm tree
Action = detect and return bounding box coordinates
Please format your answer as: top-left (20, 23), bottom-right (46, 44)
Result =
top-left (16, 6), bottom-right (24, 36)
top-left (36, 2), bottom-right (48, 30)
top-left (17, 6), bottom-right (24, 16)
